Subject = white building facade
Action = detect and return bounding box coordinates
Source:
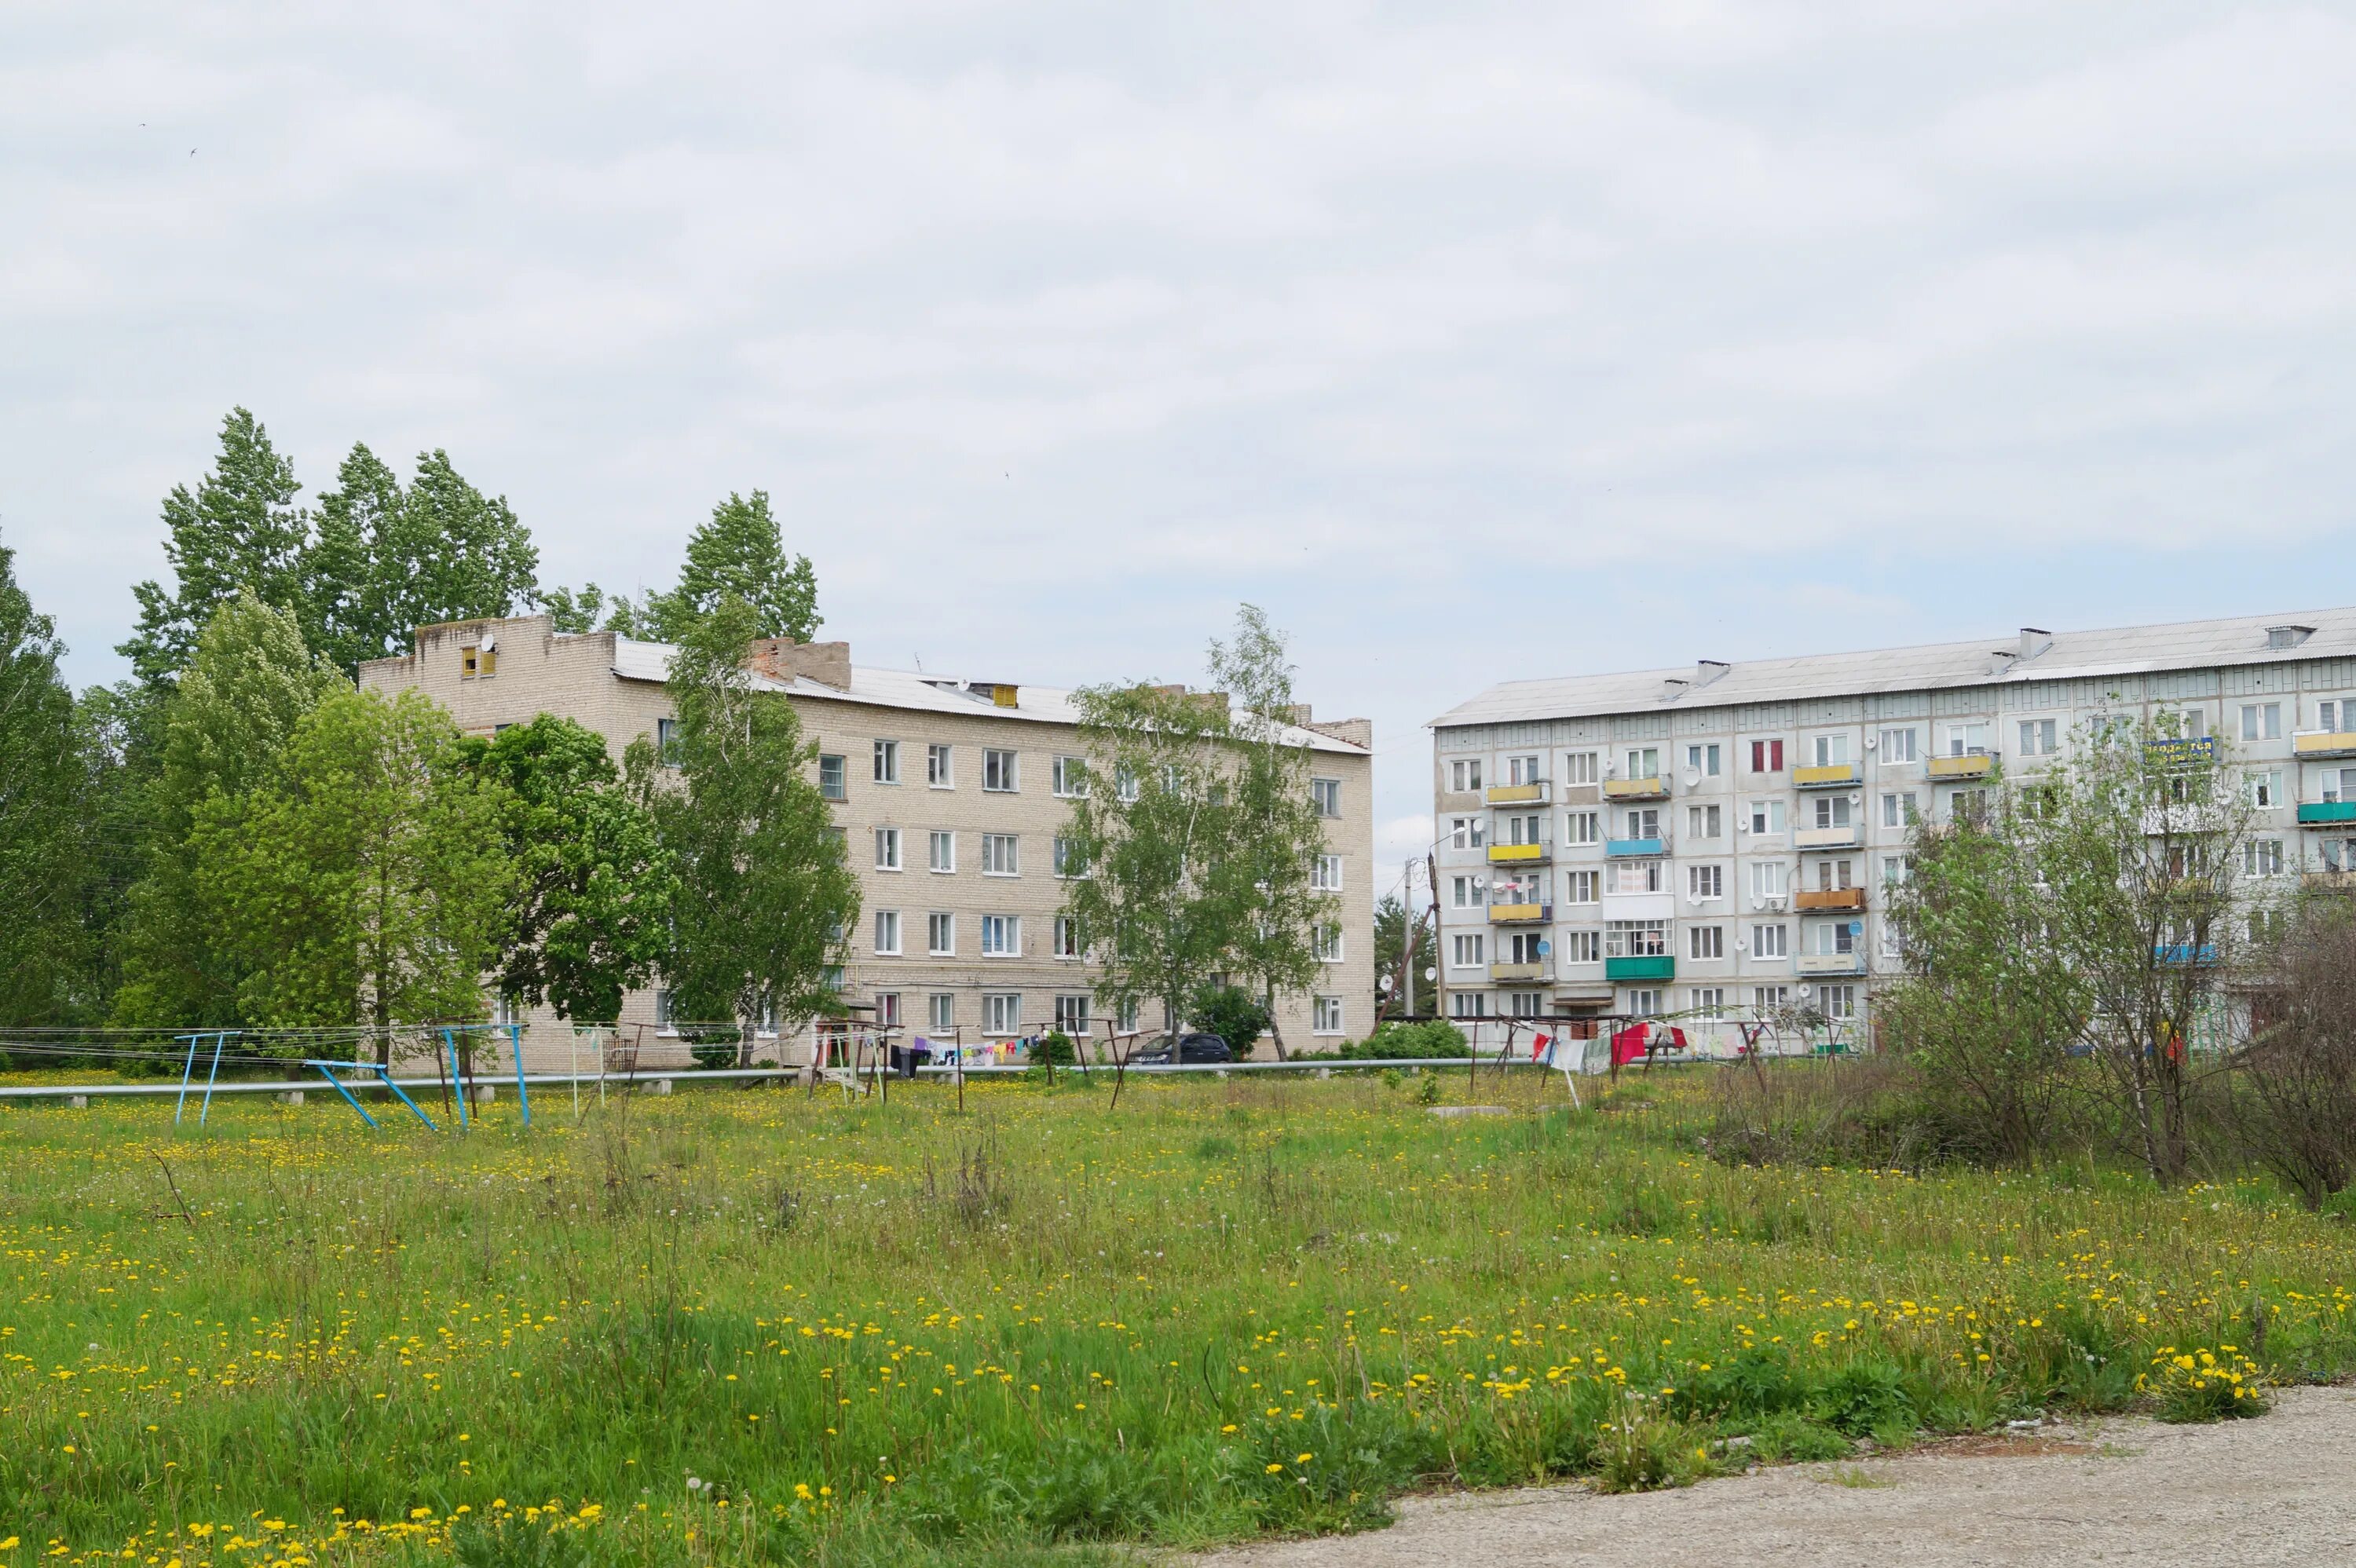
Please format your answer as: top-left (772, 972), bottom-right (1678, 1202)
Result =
top-left (1429, 609), bottom-right (2356, 1037)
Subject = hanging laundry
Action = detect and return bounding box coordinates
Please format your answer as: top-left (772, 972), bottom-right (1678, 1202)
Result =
top-left (1611, 1024), bottom-right (1650, 1069)
top-left (1531, 1032), bottom-right (1552, 1062)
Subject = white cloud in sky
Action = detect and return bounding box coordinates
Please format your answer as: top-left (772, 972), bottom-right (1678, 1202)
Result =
top-left (4, 1), bottom-right (2354, 897)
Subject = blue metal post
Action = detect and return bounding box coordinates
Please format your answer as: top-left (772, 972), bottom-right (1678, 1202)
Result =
top-left (197, 1033), bottom-right (229, 1126)
top-left (172, 1034), bottom-right (201, 1124)
top-left (373, 1065), bottom-right (438, 1131)
top-left (443, 1027), bottom-right (470, 1130)
top-left (509, 1022), bottom-right (531, 1128)
top-left (310, 1062), bottom-right (379, 1128)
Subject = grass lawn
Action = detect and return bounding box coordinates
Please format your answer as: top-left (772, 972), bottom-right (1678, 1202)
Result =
top-left (3, 1065), bottom-right (2352, 1567)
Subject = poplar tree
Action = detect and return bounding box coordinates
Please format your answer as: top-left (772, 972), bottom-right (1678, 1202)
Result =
top-left (0, 532), bottom-right (97, 1023)
top-left (648, 491), bottom-right (819, 642)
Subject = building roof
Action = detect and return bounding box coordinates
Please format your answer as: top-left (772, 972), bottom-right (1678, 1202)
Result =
top-left (609, 637), bottom-right (1372, 755)
top-left (1430, 605), bottom-right (2356, 729)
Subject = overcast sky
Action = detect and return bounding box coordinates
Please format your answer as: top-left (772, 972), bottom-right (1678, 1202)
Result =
top-left (7, 2), bottom-right (2354, 901)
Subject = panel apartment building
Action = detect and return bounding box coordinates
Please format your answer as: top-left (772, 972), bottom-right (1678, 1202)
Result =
top-left (362, 614), bottom-right (1376, 1065)
top-left (1429, 608), bottom-right (2356, 1034)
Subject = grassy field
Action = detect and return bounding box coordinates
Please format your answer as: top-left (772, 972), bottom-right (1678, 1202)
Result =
top-left (4, 1065), bottom-right (2353, 1568)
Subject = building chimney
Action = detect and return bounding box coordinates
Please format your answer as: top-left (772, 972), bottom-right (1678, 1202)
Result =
top-left (1694, 659), bottom-right (1731, 687)
top-left (746, 638), bottom-right (853, 691)
top-left (2018, 627), bottom-right (2053, 661)
top-left (1987, 649), bottom-right (2019, 678)
top-left (1281, 703), bottom-right (1312, 726)
top-left (1306, 717), bottom-right (1373, 749)
top-left (1660, 677), bottom-right (1692, 701)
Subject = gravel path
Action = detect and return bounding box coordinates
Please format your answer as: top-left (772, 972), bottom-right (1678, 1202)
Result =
top-left (1206, 1384), bottom-right (2356, 1567)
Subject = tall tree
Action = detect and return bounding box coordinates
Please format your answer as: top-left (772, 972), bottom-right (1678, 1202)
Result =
top-left (196, 686), bottom-right (514, 1058)
top-left (112, 591), bottom-right (346, 1029)
top-left (646, 491), bottom-right (819, 642)
top-left (121, 408), bottom-right (309, 685)
top-left (628, 596), bottom-right (858, 1064)
top-left (0, 532), bottom-right (100, 1022)
top-left (1205, 605), bottom-right (1338, 1057)
top-left (543, 582), bottom-right (654, 638)
top-left (1374, 893), bottom-right (1433, 1018)
top-left (309, 443), bottom-right (541, 672)
top-left (459, 715), bottom-right (675, 1025)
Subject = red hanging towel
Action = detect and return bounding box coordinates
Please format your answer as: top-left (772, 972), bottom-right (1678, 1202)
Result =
top-left (1531, 1032), bottom-right (1552, 1062)
top-left (1666, 1025), bottom-right (1689, 1052)
top-left (1612, 1024), bottom-right (1649, 1068)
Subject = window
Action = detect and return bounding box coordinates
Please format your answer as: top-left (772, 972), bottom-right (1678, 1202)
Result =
top-left (1052, 916), bottom-right (1083, 958)
top-left (1564, 751), bottom-right (1599, 785)
top-left (982, 749), bottom-right (1019, 792)
top-left (1749, 739), bottom-right (1785, 773)
top-left (1312, 777), bottom-right (1342, 817)
top-left (1622, 807), bottom-right (1659, 840)
top-left (656, 718), bottom-right (683, 769)
top-left (1750, 861), bottom-right (1787, 900)
top-left (1451, 875), bottom-right (1484, 908)
top-left (2324, 767), bottom-right (2356, 805)
top-left (1751, 923), bottom-right (1788, 959)
top-left (1882, 854), bottom-right (1911, 888)
top-left (1752, 985), bottom-right (1791, 1012)
top-left (2245, 839), bottom-right (2285, 876)
top-left (927, 744), bottom-right (953, 788)
top-left (1688, 925), bottom-right (1724, 960)
top-left (2251, 770), bottom-right (2284, 809)
top-left (1449, 816), bottom-right (1488, 850)
top-left (1313, 996), bottom-right (1344, 1035)
top-left (1508, 754), bottom-right (1542, 785)
top-left (1879, 727), bottom-right (1919, 763)
top-left (929, 830), bottom-right (956, 872)
top-left (1451, 934), bottom-right (1485, 967)
top-left (1814, 857), bottom-right (1855, 891)
top-left (1563, 930), bottom-right (1601, 963)
top-left (1688, 987), bottom-right (1726, 1020)
top-left (1502, 812), bottom-right (1545, 846)
top-left (928, 992), bottom-right (955, 1032)
top-left (1625, 746), bottom-right (1660, 778)
top-left (982, 834), bottom-right (1019, 875)
top-left (1118, 996), bottom-right (1141, 1033)
top-left (1819, 985), bottom-right (1857, 1021)
top-left (1942, 722), bottom-right (1990, 758)
top-left (874, 827), bottom-right (902, 871)
top-left (1449, 992), bottom-right (1489, 1020)
top-left (873, 910), bottom-right (902, 955)
top-left (2164, 709), bottom-right (2209, 740)
top-left (1811, 919), bottom-right (1855, 956)
top-left (2018, 719), bottom-right (2057, 756)
top-left (1880, 791), bottom-right (1916, 828)
top-left (1604, 919), bottom-right (1667, 957)
top-left (1055, 994), bottom-right (1092, 1036)
top-left (1686, 743), bottom-right (1721, 777)
top-left (1626, 989), bottom-right (1663, 1018)
top-left (1315, 923), bottom-right (1344, 963)
top-left (1052, 755), bottom-right (1088, 797)
top-left (1948, 787), bottom-right (1990, 824)
top-left (1611, 858), bottom-right (1664, 894)
top-left (2241, 703), bottom-right (2283, 742)
top-left (1312, 853), bottom-right (1343, 891)
top-left (1811, 734), bottom-right (1849, 766)
top-left (874, 739), bottom-right (900, 784)
top-left (2248, 907), bottom-right (2287, 947)
top-left (1508, 991), bottom-right (1546, 1018)
top-left (2321, 700), bottom-right (2344, 732)
top-left (1812, 795), bottom-right (1852, 828)
top-left (1688, 863), bottom-right (1723, 900)
top-left (1568, 810), bottom-right (1601, 845)
top-left (981, 915), bottom-right (1019, 956)
top-left (818, 754), bottom-right (847, 800)
top-left (459, 644), bottom-right (486, 678)
top-left (1053, 836), bottom-right (1088, 878)
top-left (1449, 758), bottom-right (1483, 793)
top-left (1747, 799), bottom-right (1785, 836)
top-left (982, 993), bottom-right (1022, 1036)
top-left (1565, 869), bottom-right (1600, 903)
top-left (927, 912), bottom-right (956, 956)
top-left (1686, 802), bottom-right (1722, 839)
top-left (654, 989), bottom-right (675, 1029)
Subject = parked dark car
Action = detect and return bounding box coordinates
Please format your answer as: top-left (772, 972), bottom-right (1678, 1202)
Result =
top-left (1127, 1032), bottom-right (1234, 1065)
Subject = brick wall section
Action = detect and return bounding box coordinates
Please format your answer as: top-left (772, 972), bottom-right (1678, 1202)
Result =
top-left (360, 614), bottom-right (1375, 1070)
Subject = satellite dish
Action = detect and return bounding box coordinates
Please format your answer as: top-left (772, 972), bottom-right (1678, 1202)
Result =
top-left (1735, 936), bottom-right (1748, 952)
top-left (1864, 734), bottom-right (1877, 751)
top-left (1682, 768), bottom-right (1701, 787)
top-left (1378, 975), bottom-right (1394, 993)
top-left (1421, 967), bottom-right (1437, 982)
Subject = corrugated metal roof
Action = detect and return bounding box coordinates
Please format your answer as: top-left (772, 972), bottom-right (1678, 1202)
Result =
top-left (1430, 605), bottom-right (2356, 729)
top-left (611, 638), bottom-right (1370, 754)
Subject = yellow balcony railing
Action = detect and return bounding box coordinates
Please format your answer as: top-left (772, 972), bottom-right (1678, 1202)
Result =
top-left (1603, 776), bottom-right (1669, 800)
top-left (1794, 762), bottom-right (1862, 788)
top-left (1928, 753), bottom-right (1993, 780)
top-left (1484, 781), bottom-right (1549, 806)
top-left (1486, 841), bottom-right (1550, 864)
top-left (2294, 732), bottom-right (2356, 758)
top-left (1488, 902), bottom-right (1551, 924)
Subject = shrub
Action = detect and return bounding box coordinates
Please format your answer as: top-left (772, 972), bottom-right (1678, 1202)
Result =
top-left (1030, 1031), bottom-right (1078, 1066)
top-left (1346, 1019), bottom-right (1469, 1060)
top-left (1187, 984), bottom-right (1271, 1055)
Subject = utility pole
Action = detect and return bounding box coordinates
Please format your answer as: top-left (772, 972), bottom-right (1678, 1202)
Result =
top-left (1403, 857), bottom-right (1419, 1017)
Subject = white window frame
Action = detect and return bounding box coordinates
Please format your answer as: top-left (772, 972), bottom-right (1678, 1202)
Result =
top-left (982, 833), bottom-right (1020, 876)
top-left (1688, 924), bottom-right (1724, 960)
top-left (1564, 751), bottom-right (1598, 785)
top-left (1312, 853), bottom-right (1343, 891)
top-left (1451, 933), bottom-right (1485, 968)
top-left (1879, 727), bottom-right (1919, 763)
top-left (1563, 930), bottom-right (1601, 963)
top-left (873, 909), bottom-right (902, 956)
top-left (1688, 863), bottom-right (1723, 901)
top-left (874, 739), bottom-right (901, 784)
top-left (1312, 995), bottom-right (1344, 1036)
top-left (1568, 810), bottom-right (1601, 846)
top-left (1315, 923), bottom-right (1344, 963)
top-left (927, 744), bottom-right (953, 788)
top-left (1747, 799), bottom-right (1785, 836)
top-left (1052, 755), bottom-right (1088, 798)
top-left (1054, 994), bottom-right (1092, 1036)
top-left (1565, 869), bottom-right (1600, 904)
top-left (981, 914), bottom-right (1020, 957)
top-left (2241, 703), bottom-right (2282, 742)
top-left (1449, 758), bottom-right (1483, 793)
top-left (982, 992), bottom-right (1023, 1037)
top-left (874, 827), bottom-right (902, 872)
top-left (927, 992), bottom-right (955, 1032)
top-left (1312, 777), bottom-right (1342, 817)
top-left (1052, 915), bottom-right (1084, 959)
top-left (982, 748), bottom-right (1019, 793)
top-left (1686, 743), bottom-right (1721, 777)
top-left (927, 912), bottom-right (956, 956)
top-left (929, 830), bottom-right (956, 873)
top-left (1751, 923), bottom-right (1787, 959)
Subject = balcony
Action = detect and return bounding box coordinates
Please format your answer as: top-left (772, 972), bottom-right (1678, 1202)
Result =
top-left (2145, 736), bottom-right (2217, 767)
top-left (1487, 839), bottom-right (1553, 864)
top-left (1794, 824), bottom-right (1864, 850)
top-left (1928, 753), bottom-right (1993, 780)
top-left (2303, 871), bottom-right (2356, 893)
top-left (2156, 943), bottom-right (2219, 967)
top-left (1604, 954), bottom-right (1674, 981)
top-left (1603, 776), bottom-right (1670, 801)
top-left (1489, 959), bottom-right (1553, 984)
top-left (1794, 762), bottom-right (1862, 788)
top-left (1489, 902), bottom-right (1553, 925)
top-left (2294, 731), bottom-right (2356, 759)
top-left (1485, 780), bottom-right (1551, 806)
top-left (1796, 951), bottom-right (1867, 977)
top-left (1605, 836), bottom-right (1666, 857)
top-left (2298, 802), bottom-right (2356, 826)
top-left (1794, 886), bottom-right (1868, 912)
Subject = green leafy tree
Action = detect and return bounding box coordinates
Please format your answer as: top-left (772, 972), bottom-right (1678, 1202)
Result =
top-left (308, 444), bottom-right (541, 671)
top-left (543, 583), bottom-right (654, 638)
top-left (646, 492), bottom-right (819, 642)
top-left (121, 408), bottom-right (309, 685)
top-left (196, 686), bottom-right (515, 1058)
top-left (1205, 605), bottom-right (1337, 1057)
top-left (1374, 893), bottom-right (1432, 1018)
top-left (0, 532), bottom-right (102, 1022)
top-left (628, 597), bottom-right (858, 1065)
top-left (112, 591), bottom-right (346, 1029)
top-left (458, 715), bottom-right (675, 1024)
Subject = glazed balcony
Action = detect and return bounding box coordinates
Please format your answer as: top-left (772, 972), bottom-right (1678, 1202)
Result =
top-left (1603, 776), bottom-right (1670, 801)
top-left (2298, 802), bottom-right (2356, 826)
top-left (1489, 901), bottom-right (1553, 925)
top-left (1489, 959), bottom-right (1554, 984)
top-left (1487, 839), bottom-right (1553, 865)
top-left (1794, 824), bottom-right (1864, 850)
top-left (2293, 731), bottom-right (2356, 759)
top-left (1794, 886), bottom-right (1868, 912)
top-left (1928, 753), bottom-right (1993, 780)
top-left (1604, 954), bottom-right (1674, 981)
top-left (1794, 762), bottom-right (1862, 788)
top-left (1484, 780), bottom-right (1551, 806)
top-left (1795, 951), bottom-right (1867, 977)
